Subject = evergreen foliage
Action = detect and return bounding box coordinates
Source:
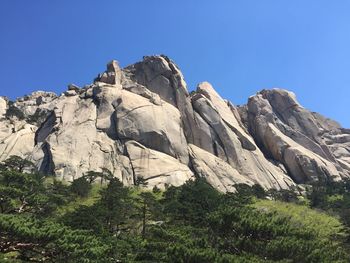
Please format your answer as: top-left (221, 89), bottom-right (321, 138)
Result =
top-left (5, 102), bottom-right (25, 120)
top-left (0, 155), bottom-right (350, 262)
top-left (70, 176), bottom-right (92, 198)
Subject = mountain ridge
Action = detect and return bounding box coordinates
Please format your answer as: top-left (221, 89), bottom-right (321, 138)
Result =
top-left (0, 55), bottom-right (349, 191)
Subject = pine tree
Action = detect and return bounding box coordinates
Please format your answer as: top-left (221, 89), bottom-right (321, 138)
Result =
top-left (99, 178), bottom-right (133, 234)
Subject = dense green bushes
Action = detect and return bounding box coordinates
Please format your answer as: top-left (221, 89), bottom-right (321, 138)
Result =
top-left (5, 102), bottom-right (25, 120)
top-left (0, 214), bottom-right (120, 262)
top-left (0, 156), bottom-right (349, 262)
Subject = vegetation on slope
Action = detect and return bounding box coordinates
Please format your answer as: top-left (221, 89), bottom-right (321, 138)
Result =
top-left (0, 156), bottom-right (349, 262)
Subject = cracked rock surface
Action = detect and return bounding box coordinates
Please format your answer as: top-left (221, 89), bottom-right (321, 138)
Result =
top-left (0, 56), bottom-right (349, 190)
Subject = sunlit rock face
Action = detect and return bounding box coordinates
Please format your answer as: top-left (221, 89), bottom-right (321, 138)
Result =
top-left (0, 55), bottom-right (348, 190)
top-left (245, 89), bottom-right (350, 183)
top-left (0, 97), bottom-right (7, 118)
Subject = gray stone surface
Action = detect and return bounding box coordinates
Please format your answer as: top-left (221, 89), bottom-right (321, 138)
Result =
top-left (189, 144), bottom-right (254, 192)
top-left (191, 83), bottom-right (295, 190)
top-left (115, 89), bottom-right (189, 164)
top-left (246, 89), bottom-right (349, 183)
top-left (0, 56), bottom-right (348, 191)
top-left (125, 140), bottom-right (194, 189)
top-left (0, 97), bottom-right (7, 118)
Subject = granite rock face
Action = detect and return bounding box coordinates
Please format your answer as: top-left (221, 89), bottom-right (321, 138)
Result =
top-left (126, 140), bottom-right (194, 189)
top-left (0, 56), bottom-right (348, 190)
top-left (0, 97), bottom-right (7, 118)
top-left (191, 82), bottom-right (294, 190)
top-left (245, 89), bottom-right (349, 183)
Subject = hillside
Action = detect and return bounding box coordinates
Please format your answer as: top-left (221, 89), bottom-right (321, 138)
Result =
top-left (1, 164), bottom-right (350, 262)
top-left (1, 56), bottom-right (350, 262)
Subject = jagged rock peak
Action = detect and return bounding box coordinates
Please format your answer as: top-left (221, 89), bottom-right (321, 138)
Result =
top-left (246, 88), bottom-right (349, 183)
top-left (123, 55), bottom-right (190, 105)
top-left (0, 55), bottom-right (349, 191)
top-left (95, 59), bottom-right (123, 85)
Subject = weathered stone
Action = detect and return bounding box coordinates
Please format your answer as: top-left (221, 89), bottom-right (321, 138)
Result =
top-left (32, 95), bottom-right (133, 184)
top-left (246, 89), bottom-right (349, 183)
top-left (96, 60), bottom-right (123, 85)
top-left (189, 144), bottom-right (254, 192)
top-left (0, 122), bottom-right (37, 161)
top-left (115, 90), bottom-right (189, 164)
top-left (68, 84), bottom-right (81, 91)
top-left (124, 55), bottom-right (201, 146)
top-left (64, 90), bottom-right (77, 97)
top-left (125, 140), bottom-right (194, 189)
top-left (197, 82), bottom-right (256, 151)
top-left (13, 91), bottom-right (57, 120)
top-left (192, 83), bottom-right (296, 189)
top-left (0, 91), bottom-right (57, 160)
top-left (92, 83), bottom-right (122, 136)
top-left (0, 56), bottom-right (348, 191)
top-left (0, 97), bottom-right (7, 117)
top-left (122, 82), bottom-right (162, 106)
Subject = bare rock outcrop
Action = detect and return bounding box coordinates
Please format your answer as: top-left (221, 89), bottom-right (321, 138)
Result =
top-left (246, 89), bottom-right (349, 183)
top-left (0, 56), bottom-right (348, 191)
top-left (0, 121), bottom-right (37, 161)
top-left (191, 82), bottom-right (295, 190)
top-left (0, 91), bottom-right (56, 161)
top-left (115, 89), bottom-right (189, 164)
top-left (189, 144), bottom-right (254, 192)
top-left (95, 60), bottom-right (123, 85)
top-left (124, 55), bottom-right (203, 146)
top-left (31, 93), bottom-right (133, 183)
top-left (0, 97), bottom-right (7, 118)
top-left (126, 140), bottom-right (194, 189)
top-left (14, 91), bottom-right (57, 125)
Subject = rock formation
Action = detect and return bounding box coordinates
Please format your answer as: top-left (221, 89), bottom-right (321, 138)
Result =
top-left (244, 89), bottom-right (349, 183)
top-left (0, 55), bottom-right (349, 191)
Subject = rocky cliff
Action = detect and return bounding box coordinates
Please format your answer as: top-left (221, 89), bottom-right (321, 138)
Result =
top-left (0, 55), bottom-right (349, 191)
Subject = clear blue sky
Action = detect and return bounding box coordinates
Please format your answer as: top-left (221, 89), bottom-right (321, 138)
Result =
top-left (0, 1), bottom-right (349, 127)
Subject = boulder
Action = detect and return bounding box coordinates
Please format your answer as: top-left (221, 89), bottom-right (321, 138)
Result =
top-left (96, 60), bottom-right (123, 85)
top-left (68, 84), bottom-right (81, 91)
top-left (64, 90), bottom-right (77, 97)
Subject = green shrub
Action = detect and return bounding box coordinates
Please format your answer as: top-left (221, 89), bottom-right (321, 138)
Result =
top-left (5, 102), bottom-right (25, 120)
top-left (70, 176), bottom-right (92, 197)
